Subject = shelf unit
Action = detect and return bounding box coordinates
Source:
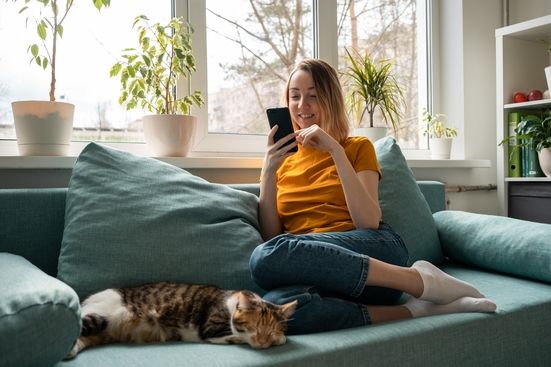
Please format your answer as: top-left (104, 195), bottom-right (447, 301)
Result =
top-left (496, 15), bottom-right (551, 217)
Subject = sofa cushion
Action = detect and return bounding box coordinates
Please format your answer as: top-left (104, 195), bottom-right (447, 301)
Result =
top-left (434, 210), bottom-right (551, 283)
top-left (0, 253), bottom-right (80, 367)
top-left (58, 143), bottom-right (263, 299)
top-left (374, 137), bottom-right (444, 264)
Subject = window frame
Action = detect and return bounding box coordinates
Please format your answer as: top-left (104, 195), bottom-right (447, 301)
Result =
top-left (0, 0), bottom-right (432, 158)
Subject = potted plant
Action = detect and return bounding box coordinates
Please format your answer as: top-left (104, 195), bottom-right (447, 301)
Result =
top-left (343, 48), bottom-right (405, 142)
top-left (110, 15), bottom-right (204, 157)
top-left (501, 116), bottom-right (551, 177)
top-left (422, 108), bottom-right (458, 159)
top-left (10, 0), bottom-right (110, 156)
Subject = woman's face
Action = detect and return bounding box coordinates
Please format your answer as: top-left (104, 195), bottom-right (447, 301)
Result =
top-left (288, 70), bottom-right (321, 130)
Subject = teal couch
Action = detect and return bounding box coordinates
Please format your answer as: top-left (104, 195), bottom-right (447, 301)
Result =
top-left (2, 139), bottom-right (551, 367)
top-left (1, 182), bottom-right (551, 367)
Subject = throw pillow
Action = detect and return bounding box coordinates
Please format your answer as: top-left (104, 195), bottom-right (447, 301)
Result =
top-left (58, 143), bottom-right (263, 299)
top-left (374, 137), bottom-right (444, 264)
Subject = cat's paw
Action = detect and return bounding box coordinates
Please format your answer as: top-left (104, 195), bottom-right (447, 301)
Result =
top-left (63, 339), bottom-right (83, 360)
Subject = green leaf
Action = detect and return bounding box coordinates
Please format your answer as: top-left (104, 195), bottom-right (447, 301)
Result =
top-left (109, 63), bottom-right (122, 77)
top-left (56, 24), bottom-right (64, 38)
top-left (30, 44), bottom-right (39, 57)
top-left (42, 57), bottom-right (48, 70)
top-left (37, 22), bottom-right (47, 40)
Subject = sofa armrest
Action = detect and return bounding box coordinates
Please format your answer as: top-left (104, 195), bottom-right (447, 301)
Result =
top-left (434, 211), bottom-right (551, 283)
top-left (0, 253), bottom-right (81, 367)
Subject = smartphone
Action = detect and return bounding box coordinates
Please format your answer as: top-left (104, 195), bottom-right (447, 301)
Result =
top-left (266, 107), bottom-right (298, 152)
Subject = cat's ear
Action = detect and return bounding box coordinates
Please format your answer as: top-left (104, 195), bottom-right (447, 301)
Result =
top-left (235, 291), bottom-right (251, 311)
top-left (280, 300), bottom-right (298, 319)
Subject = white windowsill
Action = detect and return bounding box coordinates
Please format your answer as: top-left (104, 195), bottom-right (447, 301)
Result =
top-left (0, 155), bottom-right (492, 170)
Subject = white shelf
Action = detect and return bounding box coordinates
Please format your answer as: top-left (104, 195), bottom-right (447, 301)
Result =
top-left (496, 14), bottom-right (551, 217)
top-left (505, 177), bottom-right (551, 182)
top-left (504, 98), bottom-right (551, 109)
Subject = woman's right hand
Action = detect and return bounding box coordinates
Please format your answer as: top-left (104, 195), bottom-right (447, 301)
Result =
top-left (262, 125), bottom-right (298, 177)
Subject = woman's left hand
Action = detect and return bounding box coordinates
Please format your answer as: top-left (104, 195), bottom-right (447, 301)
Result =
top-left (296, 125), bottom-right (340, 154)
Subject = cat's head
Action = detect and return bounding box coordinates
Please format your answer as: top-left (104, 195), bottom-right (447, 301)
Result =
top-left (227, 291), bottom-right (297, 349)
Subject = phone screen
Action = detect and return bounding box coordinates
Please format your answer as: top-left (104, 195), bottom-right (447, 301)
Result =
top-left (266, 107), bottom-right (298, 152)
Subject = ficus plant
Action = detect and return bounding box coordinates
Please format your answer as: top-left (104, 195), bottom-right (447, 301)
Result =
top-left (110, 15), bottom-right (204, 115)
top-left (343, 48), bottom-right (405, 131)
top-left (10, 0), bottom-right (111, 102)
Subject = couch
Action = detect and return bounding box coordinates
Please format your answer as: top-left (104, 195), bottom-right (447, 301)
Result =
top-left (1, 138), bottom-right (551, 367)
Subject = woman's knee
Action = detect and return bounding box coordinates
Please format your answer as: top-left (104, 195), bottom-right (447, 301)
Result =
top-left (249, 235), bottom-right (292, 288)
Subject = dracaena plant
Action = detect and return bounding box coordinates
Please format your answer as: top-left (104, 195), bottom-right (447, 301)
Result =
top-left (110, 15), bottom-right (204, 115)
top-left (343, 48), bottom-right (405, 132)
top-left (10, 0), bottom-right (110, 102)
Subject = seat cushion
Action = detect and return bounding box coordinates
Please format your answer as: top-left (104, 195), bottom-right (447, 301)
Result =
top-left (58, 143), bottom-right (263, 299)
top-left (0, 253), bottom-right (80, 367)
top-left (55, 265), bottom-right (551, 367)
top-left (374, 137), bottom-right (444, 264)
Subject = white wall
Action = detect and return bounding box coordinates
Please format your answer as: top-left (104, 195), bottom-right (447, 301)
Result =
top-left (417, 0), bottom-right (501, 214)
top-left (508, 0), bottom-right (551, 24)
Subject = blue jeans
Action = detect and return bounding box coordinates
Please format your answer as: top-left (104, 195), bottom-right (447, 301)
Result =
top-left (249, 223), bottom-right (408, 334)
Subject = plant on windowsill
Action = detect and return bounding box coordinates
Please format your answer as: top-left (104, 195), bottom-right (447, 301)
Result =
top-left (342, 48), bottom-right (405, 143)
top-left (110, 15), bottom-right (204, 157)
top-left (8, 0), bottom-right (110, 156)
top-left (422, 108), bottom-right (458, 159)
top-left (499, 116), bottom-right (551, 177)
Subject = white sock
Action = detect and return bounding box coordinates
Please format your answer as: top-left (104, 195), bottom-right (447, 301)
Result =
top-left (412, 260), bottom-right (485, 304)
top-left (404, 296), bottom-right (497, 318)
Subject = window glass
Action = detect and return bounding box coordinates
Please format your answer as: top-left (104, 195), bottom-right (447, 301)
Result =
top-left (0, 1), bottom-right (171, 142)
top-left (337, 0), bottom-right (424, 149)
top-left (205, 0), bottom-right (313, 135)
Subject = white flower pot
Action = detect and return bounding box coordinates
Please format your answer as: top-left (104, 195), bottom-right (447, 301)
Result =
top-left (352, 127), bottom-right (387, 143)
top-left (429, 137), bottom-right (453, 159)
top-left (538, 147), bottom-right (551, 177)
top-left (142, 114), bottom-right (197, 157)
top-left (11, 100), bottom-right (74, 156)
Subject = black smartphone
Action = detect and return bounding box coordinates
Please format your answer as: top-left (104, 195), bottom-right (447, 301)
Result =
top-left (266, 107), bottom-right (298, 152)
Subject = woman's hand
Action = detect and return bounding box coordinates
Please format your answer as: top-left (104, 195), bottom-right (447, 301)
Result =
top-left (296, 124), bottom-right (340, 154)
top-left (262, 125), bottom-right (298, 177)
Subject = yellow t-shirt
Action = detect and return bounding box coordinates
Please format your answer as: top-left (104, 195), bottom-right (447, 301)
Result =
top-left (276, 136), bottom-right (381, 234)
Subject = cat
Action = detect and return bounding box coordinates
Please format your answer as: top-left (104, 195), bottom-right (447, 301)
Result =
top-left (65, 282), bottom-right (297, 359)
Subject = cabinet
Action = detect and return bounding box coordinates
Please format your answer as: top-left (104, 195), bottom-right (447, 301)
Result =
top-left (496, 15), bottom-right (551, 221)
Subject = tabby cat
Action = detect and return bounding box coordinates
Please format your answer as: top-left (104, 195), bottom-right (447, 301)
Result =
top-left (66, 282), bottom-right (296, 358)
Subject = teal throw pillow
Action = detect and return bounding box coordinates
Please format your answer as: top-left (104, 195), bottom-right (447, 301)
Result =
top-left (435, 210), bottom-right (551, 284)
top-left (0, 253), bottom-right (80, 367)
top-left (58, 143), bottom-right (263, 299)
top-left (374, 137), bottom-right (444, 264)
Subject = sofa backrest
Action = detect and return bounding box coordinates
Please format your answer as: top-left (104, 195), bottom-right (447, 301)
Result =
top-left (0, 181), bottom-right (444, 277)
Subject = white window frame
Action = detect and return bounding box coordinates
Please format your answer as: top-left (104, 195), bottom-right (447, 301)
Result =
top-left (0, 0), bottom-right (432, 158)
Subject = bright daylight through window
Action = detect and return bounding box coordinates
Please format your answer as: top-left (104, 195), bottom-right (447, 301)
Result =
top-left (0, 0), bottom-right (426, 152)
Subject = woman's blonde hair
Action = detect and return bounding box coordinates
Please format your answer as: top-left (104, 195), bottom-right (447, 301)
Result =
top-left (282, 59), bottom-right (349, 143)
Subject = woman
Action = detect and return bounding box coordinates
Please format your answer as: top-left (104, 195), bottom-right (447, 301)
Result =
top-left (249, 59), bottom-right (495, 334)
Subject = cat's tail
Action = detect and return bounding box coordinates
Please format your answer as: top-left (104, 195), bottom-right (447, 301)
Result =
top-left (81, 313), bottom-right (108, 336)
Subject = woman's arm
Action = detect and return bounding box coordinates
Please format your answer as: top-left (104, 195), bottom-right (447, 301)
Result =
top-left (259, 126), bottom-right (298, 240)
top-left (297, 125), bottom-right (382, 229)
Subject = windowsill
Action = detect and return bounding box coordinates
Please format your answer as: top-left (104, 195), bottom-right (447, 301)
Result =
top-left (0, 139), bottom-right (492, 169)
top-left (0, 155), bottom-right (492, 169)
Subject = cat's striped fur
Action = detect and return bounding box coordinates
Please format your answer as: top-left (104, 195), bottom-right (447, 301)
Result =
top-left (66, 282), bottom-right (296, 358)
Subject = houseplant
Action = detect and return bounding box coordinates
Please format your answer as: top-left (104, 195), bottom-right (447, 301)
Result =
top-left (10, 0), bottom-right (110, 156)
top-left (110, 15), bottom-right (204, 157)
top-left (343, 48), bottom-right (405, 142)
top-left (422, 108), bottom-right (458, 159)
top-left (501, 116), bottom-right (551, 177)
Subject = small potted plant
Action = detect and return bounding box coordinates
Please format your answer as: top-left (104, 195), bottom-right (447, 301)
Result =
top-left (343, 48), bottom-right (405, 142)
top-left (422, 108), bottom-right (458, 159)
top-left (10, 0), bottom-right (110, 156)
top-left (110, 15), bottom-right (204, 157)
top-left (501, 116), bottom-right (551, 177)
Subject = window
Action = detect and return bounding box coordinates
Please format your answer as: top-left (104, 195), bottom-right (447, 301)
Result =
top-left (0, 0), bottom-right (170, 143)
top-left (0, 0), bottom-right (430, 155)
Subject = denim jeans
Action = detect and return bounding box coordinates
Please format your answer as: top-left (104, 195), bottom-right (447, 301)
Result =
top-left (249, 223), bottom-right (408, 334)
